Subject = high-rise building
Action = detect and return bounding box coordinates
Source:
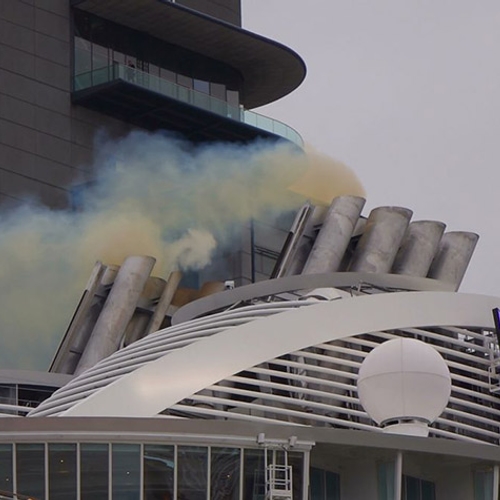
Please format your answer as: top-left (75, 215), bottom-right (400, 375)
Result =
top-left (0, 0), bottom-right (305, 208)
top-left (2, 2), bottom-right (500, 500)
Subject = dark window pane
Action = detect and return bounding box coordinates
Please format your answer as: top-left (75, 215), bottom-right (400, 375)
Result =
top-left (325, 471), bottom-right (340, 500)
top-left (289, 452), bottom-right (304, 500)
top-left (49, 444), bottom-right (77, 500)
top-left (421, 481), bottom-right (435, 500)
top-left (112, 444), bottom-right (140, 500)
top-left (243, 449), bottom-right (265, 500)
top-left (177, 446), bottom-right (207, 500)
top-left (226, 90), bottom-right (239, 107)
top-left (81, 443), bottom-right (109, 500)
top-left (210, 83), bottom-right (226, 101)
top-left (405, 475), bottom-right (421, 500)
top-left (177, 74), bottom-right (193, 89)
top-left (193, 79), bottom-right (210, 94)
top-left (0, 444), bottom-right (13, 495)
top-left (211, 448), bottom-right (240, 500)
top-left (17, 443), bottom-right (45, 500)
top-left (310, 468), bottom-right (324, 500)
top-left (144, 445), bottom-right (174, 500)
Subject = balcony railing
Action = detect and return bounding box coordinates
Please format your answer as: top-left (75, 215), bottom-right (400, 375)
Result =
top-left (73, 60), bottom-right (303, 147)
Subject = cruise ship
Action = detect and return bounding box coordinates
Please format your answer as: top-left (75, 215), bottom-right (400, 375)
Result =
top-left (1, 1), bottom-right (500, 500)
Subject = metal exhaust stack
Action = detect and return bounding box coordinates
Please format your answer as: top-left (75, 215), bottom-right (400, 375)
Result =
top-left (427, 231), bottom-right (479, 291)
top-left (302, 195), bottom-right (366, 274)
top-left (349, 206), bottom-right (413, 273)
top-left (391, 221), bottom-right (446, 277)
top-left (75, 255), bottom-right (156, 374)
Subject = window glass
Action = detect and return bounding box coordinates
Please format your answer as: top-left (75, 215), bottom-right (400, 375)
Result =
top-left (177, 446), bottom-right (208, 500)
top-left (0, 444), bottom-right (13, 495)
top-left (49, 443), bottom-right (77, 500)
top-left (160, 68), bottom-right (176, 83)
top-left (310, 467), bottom-right (325, 500)
top-left (193, 79), bottom-right (210, 94)
top-left (325, 470), bottom-right (340, 500)
top-left (144, 444), bottom-right (174, 500)
top-left (81, 443), bottom-right (108, 500)
top-left (210, 83), bottom-right (226, 101)
top-left (226, 90), bottom-right (239, 107)
top-left (177, 74), bottom-right (193, 89)
top-left (474, 470), bottom-right (494, 500)
top-left (377, 462), bottom-right (395, 500)
top-left (404, 475), bottom-right (421, 500)
top-left (112, 444), bottom-right (141, 500)
top-left (243, 449), bottom-right (265, 500)
top-left (17, 443), bottom-right (45, 500)
top-left (421, 480), bottom-right (435, 500)
top-left (211, 448), bottom-right (240, 500)
top-left (288, 452), bottom-right (304, 500)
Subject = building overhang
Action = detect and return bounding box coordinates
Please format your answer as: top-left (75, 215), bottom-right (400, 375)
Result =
top-left (71, 0), bottom-right (306, 109)
top-left (72, 79), bottom-right (289, 143)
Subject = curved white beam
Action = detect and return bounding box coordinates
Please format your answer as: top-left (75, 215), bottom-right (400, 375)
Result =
top-left (60, 292), bottom-right (500, 417)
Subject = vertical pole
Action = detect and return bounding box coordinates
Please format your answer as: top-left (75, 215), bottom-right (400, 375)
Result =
top-left (76, 442), bottom-right (81, 500)
top-left (250, 220), bottom-right (256, 283)
top-left (493, 465), bottom-right (499, 500)
top-left (394, 452), bottom-right (403, 500)
top-left (302, 451), bottom-right (310, 500)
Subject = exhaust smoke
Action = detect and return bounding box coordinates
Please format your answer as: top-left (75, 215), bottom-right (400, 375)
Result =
top-left (0, 131), bottom-right (364, 369)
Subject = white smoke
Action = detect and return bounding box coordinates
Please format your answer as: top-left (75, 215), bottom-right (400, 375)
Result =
top-left (0, 131), bottom-right (364, 370)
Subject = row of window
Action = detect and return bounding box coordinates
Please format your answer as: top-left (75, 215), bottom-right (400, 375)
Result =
top-left (0, 443), bottom-right (304, 500)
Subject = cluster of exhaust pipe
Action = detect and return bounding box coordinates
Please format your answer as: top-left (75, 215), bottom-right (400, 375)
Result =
top-left (51, 195), bottom-right (479, 375)
top-left (301, 196), bottom-right (478, 291)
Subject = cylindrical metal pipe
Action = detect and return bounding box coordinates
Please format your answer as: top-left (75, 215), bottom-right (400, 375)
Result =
top-left (391, 220), bottom-right (446, 277)
top-left (146, 271), bottom-right (183, 335)
top-left (75, 255), bottom-right (156, 374)
top-left (427, 231), bottom-right (479, 291)
top-left (349, 206), bottom-right (413, 274)
top-left (302, 195), bottom-right (366, 274)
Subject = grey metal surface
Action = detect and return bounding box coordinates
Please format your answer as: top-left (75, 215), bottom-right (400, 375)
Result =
top-left (75, 255), bottom-right (156, 374)
top-left (392, 220), bottom-right (446, 277)
top-left (303, 196), bottom-right (366, 274)
top-left (349, 206), bottom-right (413, 273)
top-left (172, 271), bottom-right (454, 325)
top-left (146, 271), bottom-right (183, 335)
top-left (1, 417), bottom-right (499, 461)
top-left (428, 231), bottom-right (479, 291)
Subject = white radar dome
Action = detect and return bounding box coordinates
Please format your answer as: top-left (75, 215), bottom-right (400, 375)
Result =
top-left (357, 338), bottom-right (451, 436)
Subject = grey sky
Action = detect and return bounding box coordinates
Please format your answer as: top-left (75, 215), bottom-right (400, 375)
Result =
top-left (244, 1), bottom-right (500, 296)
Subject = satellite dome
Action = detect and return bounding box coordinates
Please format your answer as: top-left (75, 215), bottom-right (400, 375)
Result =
top-left (357, 338), bottom-right (451, 436)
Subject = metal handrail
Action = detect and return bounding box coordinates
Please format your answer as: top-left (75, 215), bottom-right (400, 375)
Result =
top-left (73, 50), bottom-right (303, 147)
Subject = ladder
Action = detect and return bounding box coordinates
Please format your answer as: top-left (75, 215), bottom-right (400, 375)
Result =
top-left (264, 449), bottom-right (293, 500)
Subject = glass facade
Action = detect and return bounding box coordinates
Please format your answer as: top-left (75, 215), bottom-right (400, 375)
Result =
top-left (310, 467), bottom-right (340, 500)
top-left (0, 442), bottom-right (305, 500)
top-left (73, 10), bottom-right (241, 106)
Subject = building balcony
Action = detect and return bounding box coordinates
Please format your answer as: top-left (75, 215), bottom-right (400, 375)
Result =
top-left (72, 61), bottom-right (304, 146)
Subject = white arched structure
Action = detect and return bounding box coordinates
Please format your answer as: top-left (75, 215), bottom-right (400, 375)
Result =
top-left (29, 290), bottom-right (500, 446)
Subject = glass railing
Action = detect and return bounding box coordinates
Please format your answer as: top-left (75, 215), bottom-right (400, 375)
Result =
top-left (73, 55), bottom-right (303, 147)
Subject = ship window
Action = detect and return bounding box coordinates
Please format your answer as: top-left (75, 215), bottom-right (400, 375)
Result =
top-left (311, 467), bottom-right (340, 500)
top-left (473, 470), bottom-right (493, 500)
top-left (177, 74), bottom-right (193, 89)
top-left (112, 444), bottom-right (141, 500)
top-left (0, 444), bottom-right (12, 495)
top-left (402, 475), bottom-right (436, 500)
top-left (177, 446), bottom-right (208, 500)
top-left (81, 443), bottom-right (109, 500)
top-left (243, 449), bottom-right (265, 500)
top-left (49, 443), bottom-right (77, 500)
top-left (16, 443), bottom-right (45, 500)
top-left (144, 444), bottom-right (175, 500)
top-left (211, 448), bottom-right (240, 500)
